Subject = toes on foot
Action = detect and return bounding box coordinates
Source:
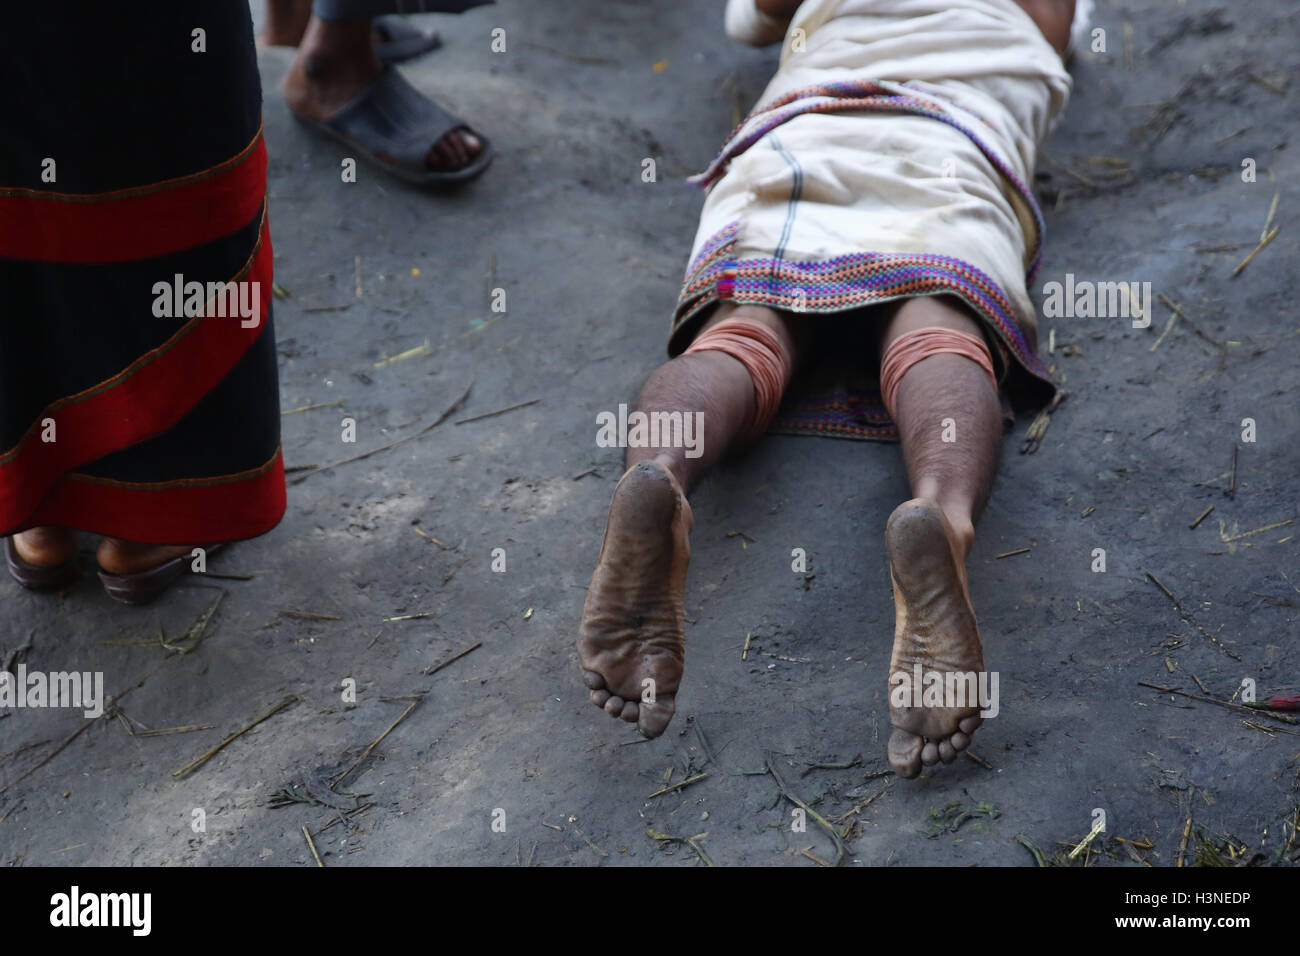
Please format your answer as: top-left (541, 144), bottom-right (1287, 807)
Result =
top-left (921, 741), bottom-right (939, 765)
top-left (637, 698), bottom-right (675, 739)
top-left (888, 728), bottom-right (923, 778)
top-left (938, 740), bottom-right (956, 763)
top-left (619, 700), bottom-right (639, 722)
top-left (603, 695), bottom-right (625, 717)
top-left (581, 669), bottom-right (606, 691)
top-left (589, 688), bottom-right (610, 707)
top-left (950, 731), bottom-right (970, 751)
top-left (959, 715), bottom-right (982, 735)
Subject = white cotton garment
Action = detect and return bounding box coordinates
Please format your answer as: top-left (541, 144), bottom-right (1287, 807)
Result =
top-left (674, 0), bottom-right (1076, 395)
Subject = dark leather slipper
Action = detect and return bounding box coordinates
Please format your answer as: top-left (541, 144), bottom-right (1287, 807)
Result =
top-left (372, 15), bottom-right (442, 63)
top-left (294, 66), bottom-right (494, 186)
top-left (98, 543), bottom-right (226, 606)
top-left (5, 536), bottom-right (78, 591)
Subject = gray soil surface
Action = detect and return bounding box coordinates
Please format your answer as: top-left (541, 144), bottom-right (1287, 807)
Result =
top-left (2, 0), bottom-right (1297, 866)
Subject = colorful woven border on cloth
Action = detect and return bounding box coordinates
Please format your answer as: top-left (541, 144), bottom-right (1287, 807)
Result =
top-left (687, 79), bottom-right (1048, 283)
top-left (669, 221), bottom-right (1054, 442)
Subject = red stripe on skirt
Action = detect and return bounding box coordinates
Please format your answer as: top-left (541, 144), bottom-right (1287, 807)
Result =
top-left (24, 450), bottom-right (286, 545)
top-left (0, 217), bottom-right (275, 532)
top-left (0, 134), bottom-right (267, 264)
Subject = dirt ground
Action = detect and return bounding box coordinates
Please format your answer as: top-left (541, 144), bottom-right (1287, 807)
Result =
top-left (2, 0), bottom-right (1297, 867)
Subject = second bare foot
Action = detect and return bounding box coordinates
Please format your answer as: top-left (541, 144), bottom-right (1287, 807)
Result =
top-left (577, 460), bottom-right (692, 738)
top-left (885, 498), bottom-right (986, 778)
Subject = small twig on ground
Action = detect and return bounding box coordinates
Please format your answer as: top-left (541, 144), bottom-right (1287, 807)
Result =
top-left (1155, 294), bottom-right (1223, 351)
top-left (832, 785), bottom-right (889, 824)
top-left (1231, 226), bottom-right (1280, 277)
top-left (1137, 682), bottom-right (1298, 725)
top-left (1189, 505), bottom-right (1214, 530)
top-left (291, 381), bottom-right (473, 484)
top-left (765, 753), bottom-right (845, 866)
top-left (646, 827), bottom-right (713, 866)
top-left (1068, 820), bottom-right (1105, 860)
top-left (454, 399), bottom-right (540, 426)
top-left (1221, 518), bottom-right (1293, 543)
top-left (332, 696), bottom-right (423, 789)
top-left (1144, 571), bottom-right (1239, 660)
top-left (1041, 152), bottom-right (1097, 189)
top-left (801, 754), bottom-right (862, 777)
top-left (689, 716), bottom-right (716, 766)
top-left (1176, 817), bottom-right (1193, 867)
top-left (647, 773), bottom-right (708, 799)
top-left (282, 400), bottom-right (344, 416)
top-left (385, 611), bottom-right (435, 622)
top-left (573, 826), bottom-right (608, 859)
top-left (281, 610), bottom-right (342, 621)
top-left (423, 642), bottom-right (482, 676)
top-left (173, 695), bottom-right (298, 778)
top-left (302, 825), bottom-right (325, 867)
top-left (964, 750), bottom-right (994, 770)
top-left (1016, 834), bottom-right (1050, 867)
top-left (1019, 389), bottom-right (1066, 454)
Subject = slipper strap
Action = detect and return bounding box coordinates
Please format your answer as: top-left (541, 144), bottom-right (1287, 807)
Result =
top-left (327, 68), bottom-right (469, 172)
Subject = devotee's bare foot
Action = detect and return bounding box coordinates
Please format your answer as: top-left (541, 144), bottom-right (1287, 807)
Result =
top-left (577, 460), bottom-right (692, 738)
top-left (885, 498), bottom-right (985, 778)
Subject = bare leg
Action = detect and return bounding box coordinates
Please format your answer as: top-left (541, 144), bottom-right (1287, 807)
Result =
top-left (879, 296), bottom-right (1002, 778)
top-left (259, 0), bottom-right (314, 46)
top-left (577, 304), bottom-right (806, 737)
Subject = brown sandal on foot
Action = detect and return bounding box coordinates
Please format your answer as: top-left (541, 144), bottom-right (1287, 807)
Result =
top-left (97, 543), bottom-right (226, 606)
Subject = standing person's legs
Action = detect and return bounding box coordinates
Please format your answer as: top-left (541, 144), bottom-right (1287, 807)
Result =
top-left (577, 303), bottom-right (807, 737)
top-left (876, 295), bottom-right (1003, 777)
top-left (272, 0), bottom-right (484, 172)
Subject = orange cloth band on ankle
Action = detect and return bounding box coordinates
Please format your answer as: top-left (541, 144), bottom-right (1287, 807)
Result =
top-left (880, 326), bottom-right (998, 422)
top-left (683, 317), bottom-right (792, 441)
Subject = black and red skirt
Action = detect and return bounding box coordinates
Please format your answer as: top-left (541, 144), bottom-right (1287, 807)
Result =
top-left (0, 2), bottom-right (285, 544)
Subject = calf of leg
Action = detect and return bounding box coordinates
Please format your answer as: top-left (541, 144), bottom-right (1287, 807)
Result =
top-left (879, 296), bottom-right (1003, 555)
top-left (628, 303), bottom-right (805, 493)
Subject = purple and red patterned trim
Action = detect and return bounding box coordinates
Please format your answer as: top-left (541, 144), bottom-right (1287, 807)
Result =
top-left (670, 220), bottom-right (1056, 401)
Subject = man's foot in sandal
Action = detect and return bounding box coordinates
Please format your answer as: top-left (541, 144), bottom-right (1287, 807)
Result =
top-left (260, 0), bottom-right (442, 64)
top-left (283, 14), bottom-right (490, 183)
top-left (97, 539), bottom-right (220, 605)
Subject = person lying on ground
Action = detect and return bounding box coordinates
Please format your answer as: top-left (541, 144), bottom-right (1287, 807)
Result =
top-left (577, 0), bottom-right (1083, 778)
